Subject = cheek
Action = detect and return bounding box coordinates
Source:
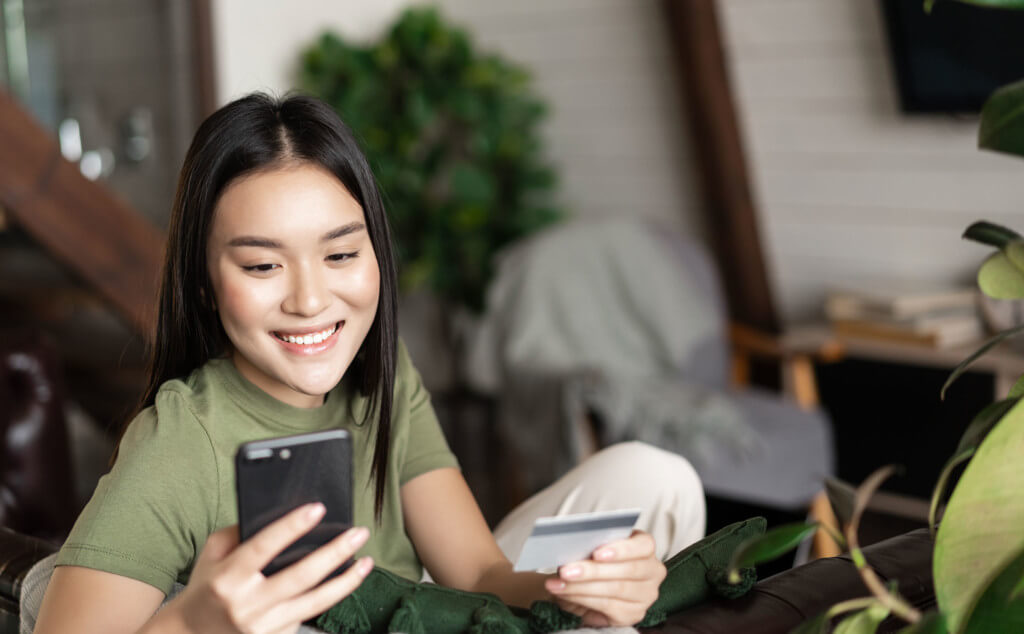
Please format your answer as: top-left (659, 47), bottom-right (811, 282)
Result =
top-left (214, 273), bottom-right (276, 331)
top-left (342, 258), bottom-right (381, 311)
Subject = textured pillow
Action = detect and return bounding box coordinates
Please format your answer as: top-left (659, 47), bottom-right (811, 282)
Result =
top-left (638, 515), bottom-right (765, 627)
top-left (316, 516), bottom-right (766, 634)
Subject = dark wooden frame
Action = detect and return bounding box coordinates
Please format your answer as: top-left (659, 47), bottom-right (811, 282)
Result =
top-left (663, 0), bottom-right (779, 333)
top-left (191, 0), bottom-right (218, 119)
top-left (0, 0), bottom-right (219, 337)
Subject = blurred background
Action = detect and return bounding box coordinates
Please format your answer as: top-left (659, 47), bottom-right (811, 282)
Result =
top-left (4, 0), bottom-right (1024, 564)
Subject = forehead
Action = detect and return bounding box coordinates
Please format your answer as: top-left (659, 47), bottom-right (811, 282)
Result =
top-left (211, 164), bottom-right (365, 236)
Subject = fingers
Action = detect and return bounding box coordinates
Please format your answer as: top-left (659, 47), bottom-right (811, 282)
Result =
top-left (287, 556), bottom-right (374, 617)
top-left (231, 503), bottom-right (327, 573)
top-left (547, 578), bottom-right (655, 603)
top-left (589, 530), bottom-right (656, 563)
top-left (261, 526), bottom-right (371, 600)
top-left (556, 558), bottom-right (660, 584)
top-left (556, 595), bottom-right (647, 627)
top-left (261, 557), bottom-right (375, 630)
top-left (544, 531), bottom-right (666, 627)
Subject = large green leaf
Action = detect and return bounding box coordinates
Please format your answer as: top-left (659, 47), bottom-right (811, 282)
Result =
top-left (978, 252), bottom-right (1024, 299)
top-left (895, 612), bottom-right (948, 633)
top-left (727, 522), bottom-right (818, 583)
top-left (934, 399), bottom-right (1024, 632)
top-left (929, 447), bottom-right (975, 537)
top-left (941, 323), bottom-right (1024, 399)
top-left (979, 78), bottom-right (1024, 159)
top-left (956, 398), bottom-right (1020, 456)
top-left (961, 545), bottom-right (1024, 632)
top-left (833, 603), bottom-right (890, 634)
top-left (1008, 373), bottom-right (1024, 399)
top-left (962, 221), bottom-right (1021, 249)
top-left (1004, 240), bottom-right (1024, 272)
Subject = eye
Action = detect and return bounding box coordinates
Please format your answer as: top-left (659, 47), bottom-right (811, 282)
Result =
top-left (242, 263), bottom-right (279, 273)
top-left (327, 251), bottom-right (358, 263)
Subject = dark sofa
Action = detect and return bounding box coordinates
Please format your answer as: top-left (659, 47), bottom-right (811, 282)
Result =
top-left (0, 525), bottom-right (934, 634)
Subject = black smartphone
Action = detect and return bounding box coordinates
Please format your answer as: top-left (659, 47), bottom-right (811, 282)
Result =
top-left (235, 429), bottom-right (353, 577)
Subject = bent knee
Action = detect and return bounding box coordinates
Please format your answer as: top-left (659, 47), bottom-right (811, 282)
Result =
top-left (588, 441), bottom-right (703, 497)
top-left (595, 441), bottom-right (701, 481)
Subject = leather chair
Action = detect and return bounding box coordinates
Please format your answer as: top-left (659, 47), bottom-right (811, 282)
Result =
top-left (0, 332), bottom-right (77, 543)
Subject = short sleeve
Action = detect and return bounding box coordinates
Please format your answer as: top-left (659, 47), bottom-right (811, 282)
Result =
top-left (395, 340), bottom-right (460, 485)
top-left (55, 391), bottom-right (219, 595)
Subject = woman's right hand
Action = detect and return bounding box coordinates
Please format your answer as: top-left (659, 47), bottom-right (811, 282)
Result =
top-left (150, 502), bottom-right (373, 634)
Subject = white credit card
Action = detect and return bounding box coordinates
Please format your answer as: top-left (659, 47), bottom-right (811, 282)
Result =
top-left (513, 508), bottom-right (642, 572)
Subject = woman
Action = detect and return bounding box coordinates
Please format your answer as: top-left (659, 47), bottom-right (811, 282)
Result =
top-left (32, 93), bottom-right (704, 634)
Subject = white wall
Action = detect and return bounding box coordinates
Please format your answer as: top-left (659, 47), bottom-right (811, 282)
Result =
top-left (718, 0), bottom-right (1024, 321)
top-left (210, 0), bottom-right (703, 237)
top-left (210, 0), bottom-right (1021, 324)
top-left (211, 0), bottom-right (408, 102)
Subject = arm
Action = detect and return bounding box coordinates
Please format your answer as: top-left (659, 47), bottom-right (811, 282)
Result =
top-left (402, 468), bottom-right (666, 627)
top-left (400, 467), bottom-right (550, 607)
top-left (34, 566), bottom-right (165, 634)
top-left (34, 504), bottom-right (373, 634)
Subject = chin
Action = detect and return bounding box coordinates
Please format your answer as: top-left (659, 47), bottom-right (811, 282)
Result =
top-left (289, 370), bottom-right (346, 397)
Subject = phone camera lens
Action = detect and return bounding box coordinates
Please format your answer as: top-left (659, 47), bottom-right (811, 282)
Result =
top-left (280, 449), bottom-right (291, 460)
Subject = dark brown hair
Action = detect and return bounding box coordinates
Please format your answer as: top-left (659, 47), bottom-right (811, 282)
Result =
top-left (116, 93), bottom-right (398, 519)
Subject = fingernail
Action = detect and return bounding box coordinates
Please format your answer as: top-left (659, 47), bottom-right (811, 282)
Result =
top-left (547, 579), bottom-right (566, 592)
top-left (596, 548), bottom-right (615, 561)
top-left (348, 527), bottom-right (370, 548)
top-left (306, 503), bottom-right (326, 520)
top-left (357, 557), bottom-right (374, 575)
top-left (561, 565), bottom-right (582, 579)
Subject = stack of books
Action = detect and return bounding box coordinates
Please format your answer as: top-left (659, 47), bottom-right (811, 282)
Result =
top-left (825, 284), bottom-right (983, 348)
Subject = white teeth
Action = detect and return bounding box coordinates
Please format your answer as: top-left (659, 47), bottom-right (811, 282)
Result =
top-left (276, 324), bottom-right (338, 345)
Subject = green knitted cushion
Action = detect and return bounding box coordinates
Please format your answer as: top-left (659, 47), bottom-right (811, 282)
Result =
top-left (316, 516), bottom-right (766, 634)
top-left (638, 516), bottom-right (766, 627)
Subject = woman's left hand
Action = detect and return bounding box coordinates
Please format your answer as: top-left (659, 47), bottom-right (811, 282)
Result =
top-left (544, 530), bottom-right (666, 627)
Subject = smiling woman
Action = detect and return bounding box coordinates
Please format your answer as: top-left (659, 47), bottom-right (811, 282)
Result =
top-left (27, 93), bottom-right (704, 634)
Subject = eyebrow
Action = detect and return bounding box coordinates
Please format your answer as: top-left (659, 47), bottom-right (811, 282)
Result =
top-left (227, 222), bottom-right (366, 248)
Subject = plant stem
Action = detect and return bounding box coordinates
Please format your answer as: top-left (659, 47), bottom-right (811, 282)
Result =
top-left (825, 596), bottom-right (880, 619)
top-left (847, 466), bottom-right (922, 624)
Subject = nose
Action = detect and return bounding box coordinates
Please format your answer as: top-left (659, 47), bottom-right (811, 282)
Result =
top-left (282, 263), bottom-right (330, 317)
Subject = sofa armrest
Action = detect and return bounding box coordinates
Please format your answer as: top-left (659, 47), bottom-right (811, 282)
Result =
top-left (0, 526), bottom-right (57, 629)
top-left (642, 528), bottom-right (934, 634)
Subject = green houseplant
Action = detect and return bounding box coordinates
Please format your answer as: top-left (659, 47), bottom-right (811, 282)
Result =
top-left (722, 2), bottom-right (1024, 632)
top-left (298, 7), bottom-right (562, 313)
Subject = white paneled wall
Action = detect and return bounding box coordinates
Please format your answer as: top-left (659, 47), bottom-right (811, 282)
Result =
top-left (432, 0), bottom-right (703, 235)
top-left (212, 0), bottom-right (705, 236)
top-left (718, 0), bottom-right (1024, 320)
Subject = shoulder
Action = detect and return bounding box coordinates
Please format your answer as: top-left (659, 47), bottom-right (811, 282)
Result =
top-left (118, 362), bottom-right (227, 458)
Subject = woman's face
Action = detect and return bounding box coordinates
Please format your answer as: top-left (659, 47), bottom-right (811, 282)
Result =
top-left (206, 164), bottom-right (380, 408)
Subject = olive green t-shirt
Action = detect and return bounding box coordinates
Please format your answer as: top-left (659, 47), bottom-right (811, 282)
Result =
top-left (55, 341), bottom-right (459, 595)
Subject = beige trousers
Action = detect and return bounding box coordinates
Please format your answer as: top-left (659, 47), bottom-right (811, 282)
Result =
top-left (492, 441), bottom-right (706, 564)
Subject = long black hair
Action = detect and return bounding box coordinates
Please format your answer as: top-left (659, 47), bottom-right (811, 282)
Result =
top-left (116, 93), bottom-right (399, 520)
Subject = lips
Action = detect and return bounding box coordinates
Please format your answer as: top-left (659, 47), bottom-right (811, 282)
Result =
top-left (272, 321), bottom-right (341, 346)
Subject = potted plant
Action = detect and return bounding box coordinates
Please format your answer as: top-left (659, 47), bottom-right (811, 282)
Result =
top-left (298, 7), bottom-right (563, 314)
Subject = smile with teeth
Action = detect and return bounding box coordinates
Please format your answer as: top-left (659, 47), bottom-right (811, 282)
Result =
top-left (273, 323), bottom-right (339, 345)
